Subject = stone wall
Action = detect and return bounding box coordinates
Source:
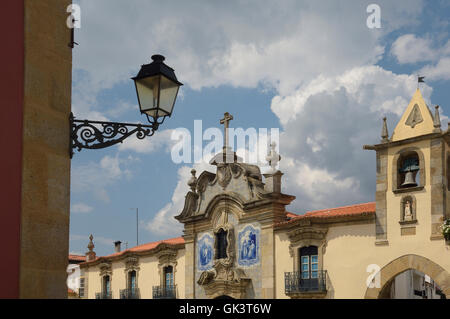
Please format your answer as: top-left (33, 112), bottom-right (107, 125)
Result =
top-left (19, 0), bottom-right (72, 298)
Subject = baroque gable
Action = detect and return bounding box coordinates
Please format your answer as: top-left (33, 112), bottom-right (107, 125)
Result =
top-left (175, 160), bottom-right (272, 223)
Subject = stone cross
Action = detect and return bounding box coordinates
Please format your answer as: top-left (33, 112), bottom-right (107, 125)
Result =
top-left (266, 142), bottom-right (281, 173)
top-left (220, 112), bottom-right (233, 150)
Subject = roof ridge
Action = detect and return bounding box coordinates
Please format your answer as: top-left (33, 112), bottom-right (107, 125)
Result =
top-left (305, 201), bottom-right (375, 215)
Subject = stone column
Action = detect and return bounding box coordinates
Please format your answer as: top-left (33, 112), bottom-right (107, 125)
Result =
top-left (375, 149), bottom-right (388, 245)
top-left (260, 223), bottom-right (275, 298)
top-left (430, 138), bottom-right (446, 239)
top-left (183, 233), bottom-right (196, 299)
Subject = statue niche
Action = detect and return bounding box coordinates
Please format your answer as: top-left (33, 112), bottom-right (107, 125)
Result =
top-left (400, 195), bottom-right (417, 224)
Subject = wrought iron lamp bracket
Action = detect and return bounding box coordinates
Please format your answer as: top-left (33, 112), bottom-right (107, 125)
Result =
top-left (70, 113), bottom-right (163, 158)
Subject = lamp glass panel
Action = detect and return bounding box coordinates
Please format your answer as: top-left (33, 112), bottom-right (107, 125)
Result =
top-left (135, 75), bottom-right (160, 117)
top-left (158, 75), bottom-right (180, 116)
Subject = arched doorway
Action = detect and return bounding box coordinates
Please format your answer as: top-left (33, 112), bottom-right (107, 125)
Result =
top-left (365, 254), bottom-right (450, 299)
top-left (379, 269), bottom-right (446, 299)
top-left (215, 295), bottom-right (234, 299)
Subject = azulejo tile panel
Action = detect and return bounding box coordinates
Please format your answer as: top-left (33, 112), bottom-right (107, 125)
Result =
top-left (238, 225), bottom-right (260, 267)
top-left (197, 233), bottom-right (214, 271)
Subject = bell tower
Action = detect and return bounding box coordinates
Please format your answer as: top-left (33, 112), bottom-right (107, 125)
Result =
top-left (364, 89), bottom-right (449, 245)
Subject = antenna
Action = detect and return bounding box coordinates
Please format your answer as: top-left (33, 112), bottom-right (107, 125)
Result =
top-left (129, 208), bottom-right (139, 246)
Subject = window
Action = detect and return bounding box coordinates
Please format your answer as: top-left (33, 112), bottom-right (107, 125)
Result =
top-left (79, 277), bottom-right (85, 298)
top-left (102, 275), bottom-right (111, 295)
top-left (300, 246), bottom-right (318, 279)
top-left (128, 270), bottom-right (137, 290)
top-left (215, 228), bottom-right (228, 259)
top-left (164, 266), bottom-right (174, 288)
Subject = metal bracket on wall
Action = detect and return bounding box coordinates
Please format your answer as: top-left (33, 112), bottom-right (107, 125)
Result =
top-left (69, 113), bottom-right (157, 158)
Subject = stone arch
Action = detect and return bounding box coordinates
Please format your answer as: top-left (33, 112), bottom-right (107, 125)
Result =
top-left (365, 254), bottom-right (450, 299)
top-left (204, 193), bottom-right (245, 221)
top-left (392, 147), bottom-right (426, 191)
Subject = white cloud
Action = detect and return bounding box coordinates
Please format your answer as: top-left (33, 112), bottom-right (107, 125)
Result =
top-left (391, 33), bottom-right (450, 81)
top-left (118, 129), bottom-right (176, 154)
top-left (271, 65), bottom-right (429, 125)
top-left (71, 0), bottom-right (441, 232)
top-left (275, 66), bottom-right (433, 212)
top-left (71, 154), bottom-right (135, 203)
top-left (145, 157), bottom-right (215, 236)
top-left (419, 57), bottom-right (450, 81)
top-left (391, 34), bottom-right (437, 64)
top-left (71, 203), bottom-right (94, 214)
top-left (73, 0), bottom-right (423, 114)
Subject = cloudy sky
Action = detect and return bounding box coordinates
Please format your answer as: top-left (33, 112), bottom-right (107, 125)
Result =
top-left (69, 0), bottom-right (450, 256)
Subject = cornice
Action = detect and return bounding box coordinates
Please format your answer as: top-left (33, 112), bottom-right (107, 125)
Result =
top-left (363, 131), bottom-right (448, 151)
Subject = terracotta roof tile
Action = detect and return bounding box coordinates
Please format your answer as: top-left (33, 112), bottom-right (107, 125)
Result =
top-left (276, 202), bottom-right (375, 227)
top-left (82, 236), bottom-right (185, 264)
top-left (68, 254), bottom-right (86, 262)
top-left (286, 212), bottom-right (298, 219)
top-left (302, 202), bottom-right (375, 218)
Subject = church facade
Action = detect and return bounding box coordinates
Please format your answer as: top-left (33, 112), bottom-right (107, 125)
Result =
top-left (79, 89), bottom-right (450, 299)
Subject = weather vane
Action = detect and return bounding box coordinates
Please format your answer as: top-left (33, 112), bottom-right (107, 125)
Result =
top-left (417, 75), bottom-right (425, 89)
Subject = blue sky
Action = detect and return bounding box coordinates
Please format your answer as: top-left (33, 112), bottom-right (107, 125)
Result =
top-left (69, 0), bottom-right (450, 256)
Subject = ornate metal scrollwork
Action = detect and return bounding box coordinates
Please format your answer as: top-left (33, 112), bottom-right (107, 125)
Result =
top-left (70, 113), bottom-right (162, 157)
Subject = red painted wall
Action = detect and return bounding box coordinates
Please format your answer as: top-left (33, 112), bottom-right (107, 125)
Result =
top-left (0, 0), bottom-right (24, 298)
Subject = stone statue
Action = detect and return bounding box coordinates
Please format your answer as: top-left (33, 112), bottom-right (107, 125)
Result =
top-left (404, 200), bottom-right (413, 221)
top-left (187, 169), bottom-right (197, 192)
top-left (266, 142), bottom-right (281, 173)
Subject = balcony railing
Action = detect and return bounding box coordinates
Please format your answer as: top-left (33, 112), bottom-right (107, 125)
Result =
top-left (120, 288), bottom-right (140, 299)
top-left (95, 291), bottom-right (112, 299)
top-left (152, 285), bottom-right (176, 299)
top-left (285, 270), bottom-right (327, 294)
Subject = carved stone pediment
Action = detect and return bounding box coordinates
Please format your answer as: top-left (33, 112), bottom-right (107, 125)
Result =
top-left (124, 255), bottom-right (139, 272)
top-left (217, 164), bottom-right (232, 189)
top-left (99, 261), bottom-right (112, 277)
top-left (287, 226), bottom-right (327, 242)
top-left (175, 191), bottom-right (199, 222)
top-left (287, 226), bottom-right (328, 257)
top-left (155, 246), bottom-right (178, 267)
top-left (197, 260), bottom-right (250, 299)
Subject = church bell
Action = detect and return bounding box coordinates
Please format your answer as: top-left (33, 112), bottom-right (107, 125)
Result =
top-left (401, 171), bottom-right (417, 187)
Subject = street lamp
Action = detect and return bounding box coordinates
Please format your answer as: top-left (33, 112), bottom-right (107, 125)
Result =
top-left (70, 54), bottom-right (183, 158)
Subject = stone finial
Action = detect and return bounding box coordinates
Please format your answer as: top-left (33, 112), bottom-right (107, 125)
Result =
top-left (86, 234), bottom-right (96, 261)
top-left (381, 117), bottom-right (389, 143)
top-left (433, 105), bottom-right (442, 133)
top-left (187, 169), bottom-right (197, 192)
top-left (266, 142), bottom-right (281, 173)
top-left (88, 234), bottom-right (94, 251)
